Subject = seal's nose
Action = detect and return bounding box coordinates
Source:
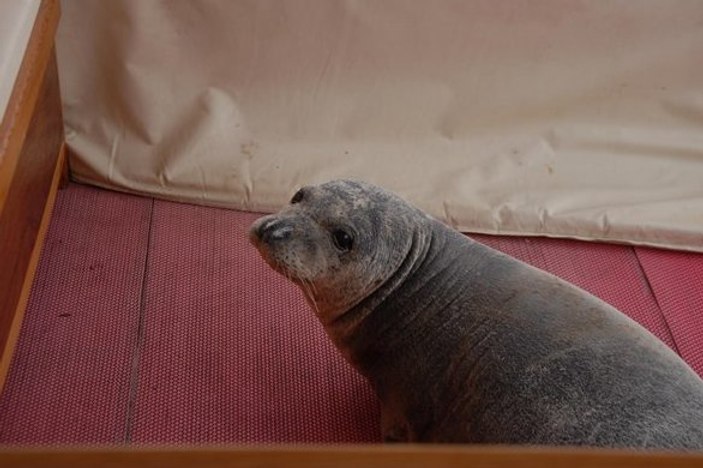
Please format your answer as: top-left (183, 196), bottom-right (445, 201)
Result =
top-left (256, 218), bottom-right (293, 243)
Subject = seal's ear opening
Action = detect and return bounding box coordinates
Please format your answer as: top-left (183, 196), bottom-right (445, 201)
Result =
top-left (290, 188), bottom-right (305, 204)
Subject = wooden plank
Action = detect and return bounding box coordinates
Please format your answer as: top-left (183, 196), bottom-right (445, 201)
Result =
top-left (59, 145), bottom-right (71, 188)
top-left (0, 446), bottom-right (702, 468)
top-left (0, 0), bottom-right (62, 394)
top-left (0, 139), bottom-right (65, 393)
top-left (0, 0), bottom-right (61, 205)
top-left (0, 48), bottom-right (64, 391)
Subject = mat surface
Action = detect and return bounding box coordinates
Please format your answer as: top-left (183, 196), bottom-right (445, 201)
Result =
top-left (1, 183), bottom-right (702, 445)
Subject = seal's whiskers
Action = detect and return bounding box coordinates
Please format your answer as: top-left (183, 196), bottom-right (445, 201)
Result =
top-left (301, 279), bottom-right (321, 316)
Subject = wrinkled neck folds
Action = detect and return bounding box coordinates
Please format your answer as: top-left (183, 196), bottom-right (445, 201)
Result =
top-left (324, 222), bottom-right (435, 344)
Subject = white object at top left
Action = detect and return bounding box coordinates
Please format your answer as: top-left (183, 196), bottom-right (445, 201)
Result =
top-left (0, 0), bottom-right (42, 124)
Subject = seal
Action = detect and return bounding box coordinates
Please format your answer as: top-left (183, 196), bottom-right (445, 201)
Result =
top-left (249, 179), bottom-right (703, 449)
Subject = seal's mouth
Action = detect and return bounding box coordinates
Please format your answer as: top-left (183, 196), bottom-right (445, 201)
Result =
top-left (250, 240), bottom-right (291, 279)
top-left (249, 216), bottom-right (274, 256)
top-left (247, 220), bottom-right (265, 249)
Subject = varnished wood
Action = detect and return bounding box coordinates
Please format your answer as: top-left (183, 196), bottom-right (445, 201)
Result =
top-left (0, 0), bottom-right (61, 207)
top-left (59, 145), bottom-right (71, 188)
top-left (0, 445), bottom-right (702, 468)
top-left (0, 42), bottom-right (64, 391)
top-left (0, 139), bottom-right (66, 393)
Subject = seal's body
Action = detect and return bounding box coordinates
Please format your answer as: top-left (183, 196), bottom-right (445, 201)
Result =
top-left (249, 180), bottom-right (703, 450)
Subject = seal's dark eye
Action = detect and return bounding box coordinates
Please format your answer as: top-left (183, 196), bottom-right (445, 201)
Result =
top-left (332, 229), bottom-right (354, 252)
top-left (290, 188), bottom-right (304, 204)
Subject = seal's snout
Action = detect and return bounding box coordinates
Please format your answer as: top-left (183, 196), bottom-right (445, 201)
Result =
top-left (251, 217), bottom-right (293, 245)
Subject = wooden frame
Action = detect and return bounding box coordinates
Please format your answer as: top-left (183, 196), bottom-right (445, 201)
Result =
top-left (1, 2), bottom-right (703, 466)
top-left (0, 0), bottom-right (64, 393)
top-left (1, 445), bottom-right (703, 468)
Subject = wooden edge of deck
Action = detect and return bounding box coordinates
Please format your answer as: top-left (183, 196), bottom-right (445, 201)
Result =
top-left (0, 0), bottom-right (61, 208)
top-left (1, 444), bottom-right (702, 468)
top-left (0, 141), bottom-right (66, 393)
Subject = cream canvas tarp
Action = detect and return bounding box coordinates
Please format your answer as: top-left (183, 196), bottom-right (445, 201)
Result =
top-left (56, 0), bottom-right (703, 251)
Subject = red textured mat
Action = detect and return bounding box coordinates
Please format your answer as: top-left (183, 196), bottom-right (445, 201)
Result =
top-left (1, 183), bottom-right (702, 445)
top-left (0, 185), bottom-right (151, 444)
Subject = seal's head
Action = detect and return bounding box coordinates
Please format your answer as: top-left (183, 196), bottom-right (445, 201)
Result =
top-left (249, 180), bottom-right (428, 323)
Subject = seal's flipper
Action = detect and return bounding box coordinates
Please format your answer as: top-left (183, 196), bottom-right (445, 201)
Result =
top-left (381, 406), bottom-right (409, 443)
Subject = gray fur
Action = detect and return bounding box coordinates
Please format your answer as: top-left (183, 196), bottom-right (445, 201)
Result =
top-left (249, 179), bottom-right (703, 450)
